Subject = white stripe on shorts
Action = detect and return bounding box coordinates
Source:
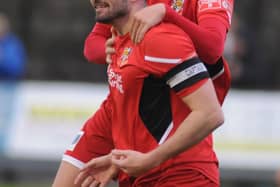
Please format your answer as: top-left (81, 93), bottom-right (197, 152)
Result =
top-left (62, 155), bottom-right (85, 169)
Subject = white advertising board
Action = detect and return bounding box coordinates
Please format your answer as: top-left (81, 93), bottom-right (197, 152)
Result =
top-left (1, 81), bottom-right (280, 171)
top-left (215, 90), bottom-right (280, 170)
top-left (3, 81), bottom-right (108, 160)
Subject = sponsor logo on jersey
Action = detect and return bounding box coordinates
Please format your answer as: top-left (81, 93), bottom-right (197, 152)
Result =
top-left (108, 66), bottom-right (124, 94)
top-left (198, 0), bottom-right (233, 24)
top-left (68, 131), bottom-right (84, 151)
top-left (171, 0), bottom-right (184, 14)
top-left (198, 0), bottom-right (222, 11)
top-left (119, 47), bottom-right (132, 66)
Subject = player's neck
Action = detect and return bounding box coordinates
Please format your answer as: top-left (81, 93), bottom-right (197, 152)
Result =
top-left (113, 2), bottom-right (146, 36)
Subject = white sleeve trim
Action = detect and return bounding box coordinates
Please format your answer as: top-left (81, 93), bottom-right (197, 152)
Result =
top-left (159, 122), bottom-right (174, 145)
top-left (212, 67), bottom-right (224, 80)
top-left (62, 155), bottom-right (85, 169)
top-left (144, 56), bottom-right (181, 64)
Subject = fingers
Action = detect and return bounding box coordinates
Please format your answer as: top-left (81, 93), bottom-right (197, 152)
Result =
top-left (111, 149), bottom-right (131, 157)
top-left (110, 27), bottom-right (117, 39)
top-left (111, 156), bottom-right (124, 167)
top-left (130, 16), bottom-right (154, 44)
top-left (80, 176), bottom-right (100, 187)
top-left (81, 159), bottom-right (97, 172)
top-left (106, 55), bottom-right (112, 64)
top-left (105, 45), bottom-right (114, 64)
top-left (84, 155), bottom-right (112, 172)
top-left (74, 170), bottom-right (90, 185)
top-left (111, 149), bottom-right (130, 167)
top-left (99, 180), bottom-right (110, 187)
top-left (105, 34), bottom-right (115, 64)
top-left (130, 18), bottom-right (141, 43)
top-left (105, 45), bottom-right (115, 55)
top-left (135, 24), bottom-right (149, 44)
top-left (105, 37), bottom-right (115, 47)
top-left (88, 180), bottom-right (100, 187)
top-left (130, 4), bottom-right (166, 43)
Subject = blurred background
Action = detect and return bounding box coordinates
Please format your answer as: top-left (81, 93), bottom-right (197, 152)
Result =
top-left (0, 0), bottom-right (280, 186)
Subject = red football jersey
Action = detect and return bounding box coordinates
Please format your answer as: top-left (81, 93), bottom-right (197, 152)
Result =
top-left (65, 23), bottom-right (222, 185)
top-left (69, 0), bottom-right (234, 185)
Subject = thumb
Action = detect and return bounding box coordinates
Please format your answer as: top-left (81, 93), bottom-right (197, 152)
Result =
top-left (111, 155), bottom-right (126, 168)
top-left (82, 155), bottom-right (110, 171)
top-left (111, 149), bottom-right (131, 157)
top-left (111, 149), bottom-right (130, 167)
top-left (111, 27), bottom-right (117, 39)
top-left (81, 159), bottom-right (97, 171)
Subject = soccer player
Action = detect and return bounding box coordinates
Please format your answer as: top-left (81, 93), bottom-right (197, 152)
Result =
top-left (74, 1), bottom-right (234, 185)
top-left (85, 0), bottom-right (234, 105)
top-left (52, 0), bottom-right (224, 186)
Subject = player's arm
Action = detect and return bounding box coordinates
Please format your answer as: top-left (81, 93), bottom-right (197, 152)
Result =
top-left (83, 22), bottom-right (112, 64)
top-left (112, 67), bottom-right (224, 177)
top-left (112, 79), bottom-right (223, 176)
top-left (130, 0), bottom-right (233, 64)
top-left (52, 161), bottom-right (80, 187)
top-left (147, 79), bottom-right (224, 164)
top-left (165, 0), bottom-right (234, 64)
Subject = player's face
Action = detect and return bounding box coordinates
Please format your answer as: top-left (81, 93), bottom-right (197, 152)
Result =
top-left (92, 0), bottom-right (129, 24)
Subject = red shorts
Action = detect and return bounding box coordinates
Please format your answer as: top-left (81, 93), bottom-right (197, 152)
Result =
top-left (63, 98), bottom-right (114, 168)
top-left (118, 168), bottom-right (219, 187)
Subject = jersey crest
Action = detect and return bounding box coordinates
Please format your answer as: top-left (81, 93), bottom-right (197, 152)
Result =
top-left (119, 47), bottom-right (132, 66)
top-left (171, 0), bottom-right (184, 14)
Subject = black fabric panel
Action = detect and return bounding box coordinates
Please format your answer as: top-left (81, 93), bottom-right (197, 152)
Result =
top-left (139, 76), bottom-right (172, 142)
top-left (204, 57), bottom-right (224, 78)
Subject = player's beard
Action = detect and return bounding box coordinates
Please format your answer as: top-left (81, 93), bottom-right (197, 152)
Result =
top-left (96, 0), bottom-right (129, 24)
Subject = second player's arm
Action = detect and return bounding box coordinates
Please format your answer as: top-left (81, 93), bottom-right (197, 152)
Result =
top-left (84, 23), bottom-right (112, 64)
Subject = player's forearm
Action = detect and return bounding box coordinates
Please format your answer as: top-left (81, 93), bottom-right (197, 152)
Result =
top-left (84, 33), bottom-right (107, 64)
top-left (164, 5), bottom-right (227, 64)
top-left (150, 108), bottom-right (223, 164)
top-left (148, 82), bottom-right (224, 164)
top-left (83, 23), bottom-right (112, 64)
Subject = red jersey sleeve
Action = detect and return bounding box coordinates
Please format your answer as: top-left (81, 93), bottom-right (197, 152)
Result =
top-left (84, 23), bottom-right (112, 64)
top-left (141, 23), bottom-right (209, 97)
top-left (197, 0), bottom-right (234, 29)
top-left (163, 0), bottom-right (234, 64)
